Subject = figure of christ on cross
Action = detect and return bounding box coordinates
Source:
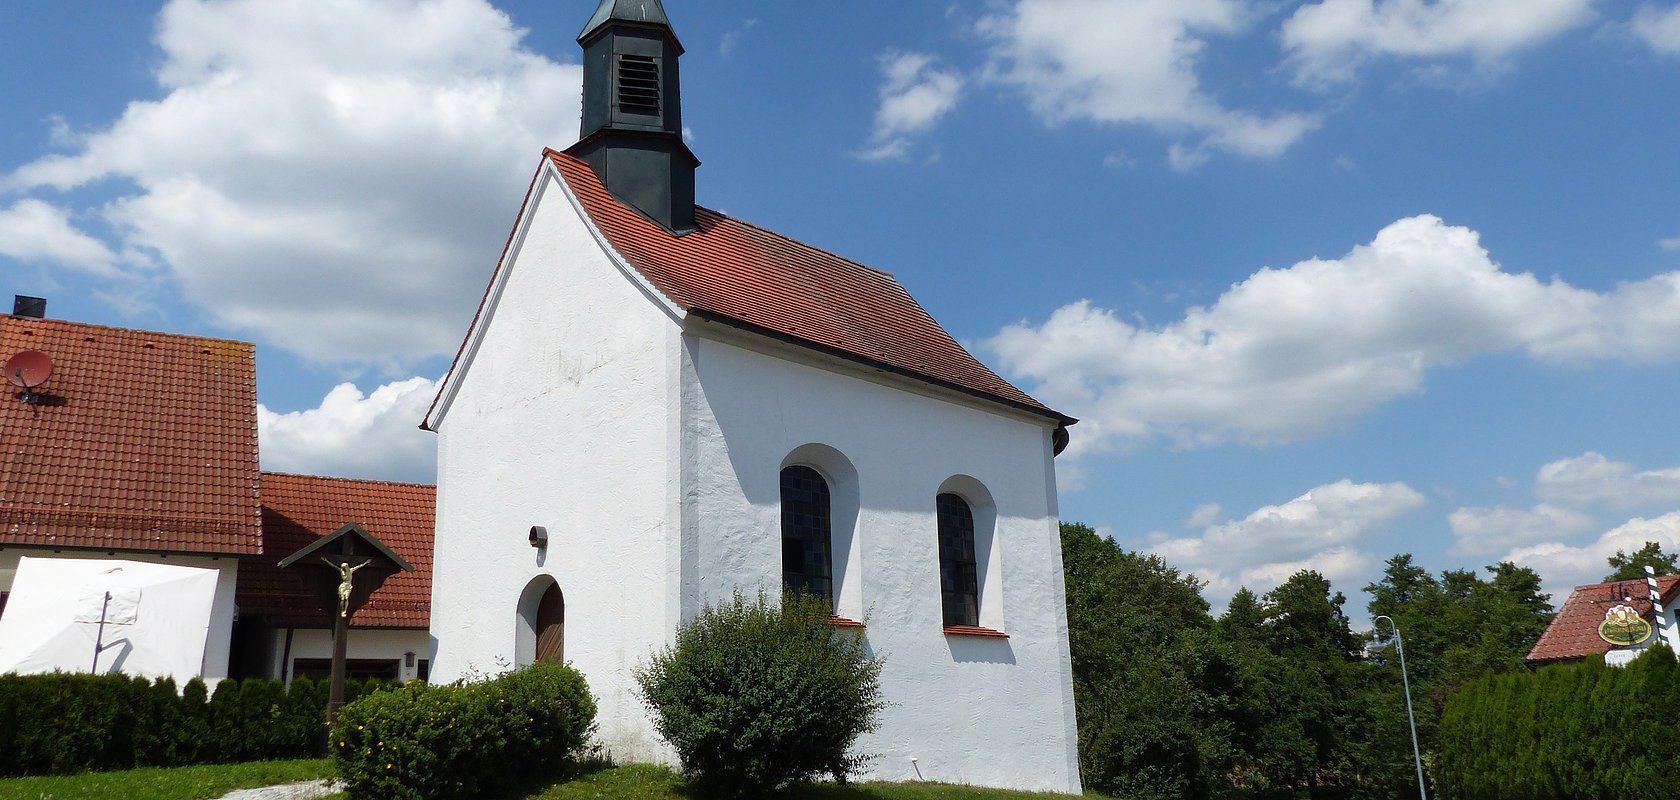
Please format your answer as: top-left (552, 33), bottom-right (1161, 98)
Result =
top-left (323, 557), bottom-right (372, 619)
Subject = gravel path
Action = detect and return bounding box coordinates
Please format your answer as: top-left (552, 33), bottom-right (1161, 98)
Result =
top-left (214, 778), bottom-right (343, 800)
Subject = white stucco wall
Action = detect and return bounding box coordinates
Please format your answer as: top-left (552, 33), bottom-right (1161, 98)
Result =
top-left (261, 628), bottom-right (431, 682)
top-left (0, 548), bottom-right (240, 683)
top-left (428, 164), bottom-right (683, 763)
top-left (678, 330), bottom-right (1082, 794)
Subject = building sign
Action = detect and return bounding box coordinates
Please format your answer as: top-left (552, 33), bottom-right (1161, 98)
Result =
top-left (1598, 604), bottom-right (1653, 647)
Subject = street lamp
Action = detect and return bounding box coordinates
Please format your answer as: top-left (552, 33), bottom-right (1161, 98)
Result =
top-left (1373, 615), bottom-right (1427, 800)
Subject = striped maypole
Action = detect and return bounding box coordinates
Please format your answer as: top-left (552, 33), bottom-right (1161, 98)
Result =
top-left (1647, 565), bottom-right (1669, 648)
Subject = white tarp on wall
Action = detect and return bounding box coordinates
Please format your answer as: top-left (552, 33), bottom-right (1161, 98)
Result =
top-left (0, 556), bottom-right (220, 681)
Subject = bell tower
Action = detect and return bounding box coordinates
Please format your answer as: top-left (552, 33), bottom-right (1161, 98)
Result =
top-left (568, 0), bottom-right (699, 233)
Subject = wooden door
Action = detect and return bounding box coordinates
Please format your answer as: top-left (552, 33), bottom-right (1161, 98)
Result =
top-left (535, 583), bottom-right (565, 664)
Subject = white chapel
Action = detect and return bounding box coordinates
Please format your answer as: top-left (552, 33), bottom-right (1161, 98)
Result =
top-left (423, 1), bottom-right (1082, 792)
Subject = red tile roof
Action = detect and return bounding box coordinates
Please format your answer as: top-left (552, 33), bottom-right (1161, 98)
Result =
top-left (0, 316), bottom-right (261, 555)
top-left (1526, 575), bottom-right (1680, 663)
top-left (239, 472), bottom-right (434, 629)
top-left (425, 151), bottom-right (1073, 428)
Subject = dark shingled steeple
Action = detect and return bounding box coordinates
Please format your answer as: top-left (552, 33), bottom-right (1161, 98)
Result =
top-left (578, 0), bottom-right (673, 44)
top-left (567, 0), bottom-right (698, 233)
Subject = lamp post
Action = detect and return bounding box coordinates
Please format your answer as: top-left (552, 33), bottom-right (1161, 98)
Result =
top-left (1373, 615), bottom-right (1427, 800)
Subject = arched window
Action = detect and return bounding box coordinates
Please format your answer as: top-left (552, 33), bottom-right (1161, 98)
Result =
top-left (781, 465), bottom-right (833, 603)
top-left (937, 493), bottom-right (980, 627)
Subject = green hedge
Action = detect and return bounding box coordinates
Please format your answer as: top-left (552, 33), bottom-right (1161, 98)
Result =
top-left (330, 662), bottom-right (596, 800)
top-left (0, 673), bottom-right (395, 776)
top-left (1438, 646), bottom-right (1680, 799)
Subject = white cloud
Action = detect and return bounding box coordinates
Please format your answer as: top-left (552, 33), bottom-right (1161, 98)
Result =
top-left (1281, 0), bottom-right (1594, 88)
top-left (1662, 236), bottom-right (1680, 251)
top-left (978, 0), bottom-right (1318, 167)
top-left (1448, 502), bottom-right (1596, 554)
top-left (1148, 479), bottom-right (1425, 608)
top-left (4, 0), bottom-right (581, 365)
top-left (987, 215), bottom-right (1680, 454)
top-left (1634, 4), bottom-right (1680, 55)
top-left (1536, 452), bottom-right (1680, 509)
top-left (1505, 512), bottom-right (1680, 591)
top-left (860, 51), bottom-right (964, 162)
top-left (0, 199), bottom-right (120, 275)
top-left (1185, 502), bottom-right (1223, 528)
top-left (258, 376), bottom-right (439, 483)
top-left (719, 18), bottom-right (758, 57)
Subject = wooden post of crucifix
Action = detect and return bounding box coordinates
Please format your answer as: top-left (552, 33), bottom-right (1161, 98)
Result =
top-left (279, 522), bottom-right (413, 749)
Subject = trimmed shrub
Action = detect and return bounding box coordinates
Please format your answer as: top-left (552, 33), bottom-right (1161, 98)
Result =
top-left (1439, 646), bottom-right (1680, 799)
top-left (636, 590), bottom-right (885, 798)
top-left (0, 671), bottom-right (397, 776)
top-left (330, 663), bottom-right (596, 800)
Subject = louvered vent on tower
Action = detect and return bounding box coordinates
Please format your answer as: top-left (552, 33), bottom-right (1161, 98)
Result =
top-left (617, 54), bottom-right (660, 116)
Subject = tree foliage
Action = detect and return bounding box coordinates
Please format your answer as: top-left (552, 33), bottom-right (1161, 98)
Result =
top-left (1059, 523), bottom-right (1557, 800)
top-left (1060, 522), bottom-right (1233, 799)
top-left (1605, 540), bottom-right (1680, 581)
top-left (1439, 647), bottom-right (1680, 799)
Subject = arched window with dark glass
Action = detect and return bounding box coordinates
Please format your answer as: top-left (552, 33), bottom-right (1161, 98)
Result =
top-left (937, 493), bottom-right (980, 627)
top-left (781, 465), bottom-right (833, 603)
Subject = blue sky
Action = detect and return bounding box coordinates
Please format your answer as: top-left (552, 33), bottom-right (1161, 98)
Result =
top-left (5, 0), bottom-right (1680, 613)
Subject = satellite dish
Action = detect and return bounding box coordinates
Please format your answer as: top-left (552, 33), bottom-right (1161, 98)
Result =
top-left (5, 350), bottom-right (53, 390)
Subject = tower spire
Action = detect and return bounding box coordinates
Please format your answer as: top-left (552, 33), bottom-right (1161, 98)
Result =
top-left (568, 0), bottom-right (698, 233)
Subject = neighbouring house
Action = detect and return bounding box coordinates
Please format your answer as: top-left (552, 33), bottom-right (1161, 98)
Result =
top-left (0, 300), bottom-right (433, 684)
top-left (422, 1), bottom-right (1082, 793)
top-left (234, 472), bottom-right (433, 683)
top-left (1527, 574), bottom-right (1680, 665)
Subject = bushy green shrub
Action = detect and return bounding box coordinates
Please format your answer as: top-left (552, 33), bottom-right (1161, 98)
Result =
top-left (636, 590), bottom-right (885, 798)
top-left (330, 663), bottom-right (596, 800)
top-left (1439, 646), bottom-right (1680, 799)
top-left (0, 672), bottom-right (396, 776)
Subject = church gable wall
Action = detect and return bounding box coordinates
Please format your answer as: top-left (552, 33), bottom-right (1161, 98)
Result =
top-left (678, 334), bottom-right (1081, 793)
top-left (429, 167), bottom-right (681, 763)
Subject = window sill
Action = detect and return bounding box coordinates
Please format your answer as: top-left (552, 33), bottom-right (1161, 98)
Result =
top-left (943, 625), bottom-right (1008, 639)
top-left (828, 616), bottom-right (866, 629)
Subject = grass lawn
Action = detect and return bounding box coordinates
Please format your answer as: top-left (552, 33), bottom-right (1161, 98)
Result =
top-left (0, 759), bottom-right (334, 800)
top-left (519, 763), bottom-right (1101, 799)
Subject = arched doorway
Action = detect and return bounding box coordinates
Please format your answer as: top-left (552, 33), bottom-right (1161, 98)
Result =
top-left (535, 583), bottom-right (564, 664)
top-left (516, 575), bottom-right (565, 667)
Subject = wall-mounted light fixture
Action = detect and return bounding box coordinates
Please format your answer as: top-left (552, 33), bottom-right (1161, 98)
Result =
top-left (404, 651), bottom-right (416, 669)
top-left (529, 526), bottom-right (549, 549)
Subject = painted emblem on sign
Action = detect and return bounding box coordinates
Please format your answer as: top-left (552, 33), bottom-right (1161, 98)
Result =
top-left (1599, 604), bottom-right (1653, 647)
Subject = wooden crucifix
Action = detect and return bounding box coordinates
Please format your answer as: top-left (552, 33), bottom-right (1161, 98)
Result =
top-left (279, 522), bottom-right (413, 747)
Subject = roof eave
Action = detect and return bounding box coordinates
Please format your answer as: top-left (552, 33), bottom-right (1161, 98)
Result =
top-left (684, 307), bottom-right (1077, 428)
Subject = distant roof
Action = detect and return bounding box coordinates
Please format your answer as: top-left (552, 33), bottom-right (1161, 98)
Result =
top-left (0, 315), bottom-right (261, 555)
top-left (528, 150), bottom-right (1068, 424)
top-left (1526, 575), bottom-right (1680, 663)
top-left (238, 472), bottom-right (434, 629)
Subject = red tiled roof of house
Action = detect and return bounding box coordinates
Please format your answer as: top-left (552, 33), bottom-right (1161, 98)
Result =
top-left (1526, 575), bottom-right (1680, 663)
top-left (0, 315), bottom-right (261, 555)
top-left (425, 151), bottom-right (1072, 429)
top-left (238, 472), bottom-right (433, 629)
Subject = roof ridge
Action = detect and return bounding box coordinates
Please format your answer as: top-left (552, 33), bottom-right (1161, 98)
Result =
top-left (517, 148), bottom-right (1071, 425)
top-left (261, 471), bottom-right (436, 490)
top-left (1569, 575), bottom-right (1680, 591)
top-left (2, 314), bottom-right (254, 349)
top-left (545, 148), bottom-right (899, 281)
top-left (693, 206), bottom-right (899, 281)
